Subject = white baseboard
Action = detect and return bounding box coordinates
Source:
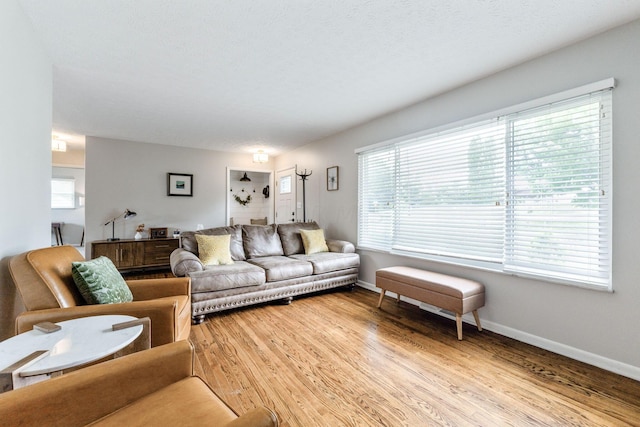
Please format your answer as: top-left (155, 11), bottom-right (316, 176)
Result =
top-left (356, 281), bottom-right (640, 381)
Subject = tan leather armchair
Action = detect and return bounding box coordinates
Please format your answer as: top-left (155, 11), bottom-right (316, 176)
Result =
top-left (9, 246), bottom-right (191, 347)
top-left (0, 340), bottom-right (278, 426)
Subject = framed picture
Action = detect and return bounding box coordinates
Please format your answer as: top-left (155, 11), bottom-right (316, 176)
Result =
top-left (167, 173), bottom-right (193, 197)
top-left (327, 166), bottom-right (339, 191)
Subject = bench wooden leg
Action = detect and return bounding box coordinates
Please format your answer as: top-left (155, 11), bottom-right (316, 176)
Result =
top-left (456, 313), bottom-right (463, 340)
top-left (376, 290), bottom-right (386, 308)
top-left (472, 310), bottom-right (482, 331)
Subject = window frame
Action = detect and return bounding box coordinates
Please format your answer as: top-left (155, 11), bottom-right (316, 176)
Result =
top-left (356, 79), bottom-right (614, 291)
top-left (51, 177), bottom-right (76, 209)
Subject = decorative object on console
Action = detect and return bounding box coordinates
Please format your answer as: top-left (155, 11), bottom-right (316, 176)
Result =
top-left (296, 168), bottom-right (312, 222)
top-left (327, 166), bottom-right (339, 191)
top-left (167, 172), bottom-right (193, 197)
top-left (135, 224), bottom-right (145, 240)
top-left (149, 227), bottom-right (168, 239)
top-left (104, 209), bottom-right (137, 241)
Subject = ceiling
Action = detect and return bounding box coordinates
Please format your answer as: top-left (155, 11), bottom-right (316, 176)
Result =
top-left (19, 0), bottom-right (640, 155)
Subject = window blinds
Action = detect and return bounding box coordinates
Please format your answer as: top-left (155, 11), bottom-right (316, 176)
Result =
top-left (357, 82), bottom-right (612, 289)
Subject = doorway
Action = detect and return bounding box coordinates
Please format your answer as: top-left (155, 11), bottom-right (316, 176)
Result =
top-left (226, 168), bottom-right (274, 226)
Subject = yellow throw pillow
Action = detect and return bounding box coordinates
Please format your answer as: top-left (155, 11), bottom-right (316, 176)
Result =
top-left (299, 228), bottom-right (329, 255)
top-left (195, 234), bottom-right (234, 266)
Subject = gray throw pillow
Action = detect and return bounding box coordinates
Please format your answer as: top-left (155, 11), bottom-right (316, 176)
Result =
top-left (242, 224), bottom-right (284, 259)
top-left (277, 221), bottom-right (320, 255)
top-left (71, 256), bottom-right (133, 304)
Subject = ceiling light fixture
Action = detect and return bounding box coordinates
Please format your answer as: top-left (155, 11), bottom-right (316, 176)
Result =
top-left (253, 150), bottom-right (268, 163)
top-left (51, 138), bottom-right (67, 152)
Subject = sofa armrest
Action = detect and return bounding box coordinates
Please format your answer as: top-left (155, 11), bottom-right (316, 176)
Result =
top-left (0, 341), bottom-right (194, 426)
top-left (326, 239), bottom-right (355, 254)
top-left (170, 248), bottom-right (204, 277)
top-left (127, 277), bottom-right (191, 300)
top-left (15, 298), bottom-right (183, 347)
top-left (226, 407), bottom-right (279, 427)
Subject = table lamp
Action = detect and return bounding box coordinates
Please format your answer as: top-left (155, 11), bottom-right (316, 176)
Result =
top-left (104, 209), bottom-right (137, 241)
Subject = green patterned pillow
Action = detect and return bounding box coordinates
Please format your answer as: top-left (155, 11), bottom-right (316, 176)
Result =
top-left (71, 256), bottom-right (133, 304)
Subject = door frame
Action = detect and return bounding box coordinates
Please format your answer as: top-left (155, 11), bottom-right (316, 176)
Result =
top-left (226, 167), bottom-right (274, 226)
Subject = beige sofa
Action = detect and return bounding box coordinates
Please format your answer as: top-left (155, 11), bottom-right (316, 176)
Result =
top-left (170, 222), bottom-right (360, 323)
top-left (0, 340), bottom-right (278, 426)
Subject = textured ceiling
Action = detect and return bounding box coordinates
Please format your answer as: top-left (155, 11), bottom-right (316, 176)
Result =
top-left (19, 0), bottom-right (640, 155)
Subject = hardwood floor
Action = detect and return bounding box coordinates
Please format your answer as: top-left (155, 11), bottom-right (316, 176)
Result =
top-left (189, 287), bottom-right (640, 426)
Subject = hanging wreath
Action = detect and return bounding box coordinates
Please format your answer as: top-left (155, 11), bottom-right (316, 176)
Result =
top-left (234, 194), bottom-right (252, 206)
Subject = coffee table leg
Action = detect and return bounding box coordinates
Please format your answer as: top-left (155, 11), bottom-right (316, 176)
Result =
top-left (113, 317), bottom-right (151, 357)
top-left (0, 351), bottom-right (50, 393)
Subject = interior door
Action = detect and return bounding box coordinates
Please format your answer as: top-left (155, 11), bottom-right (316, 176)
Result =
top-left (275, 167), bottom-right (296, 224)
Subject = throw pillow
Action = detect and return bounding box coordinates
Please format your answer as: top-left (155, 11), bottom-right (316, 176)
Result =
top-left (196, 234), bottom-right (234, 265)
top-left (299, 228), bottom-right (329, 255)
top-left (71, 256), bottom-right (134, 304)
top-left (242, 224), bottom-right (284, 259)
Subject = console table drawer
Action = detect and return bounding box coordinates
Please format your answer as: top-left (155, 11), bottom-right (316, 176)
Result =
top-left (143, 239), bottom-right (180, 265)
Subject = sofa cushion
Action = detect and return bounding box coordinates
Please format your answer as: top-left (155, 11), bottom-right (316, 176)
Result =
top-left (195, 234), bottom-right (234, 266)
top-left (71, 256), bottom-right (133, 304)
top-left (242, 225), bottom-right (284, 259)
top-left (181, 225), bottom-right (245, 261)
top-left (276, 221), bottom-right (320, 256)
top-left (299, 228), bottom-right (329, 255)
top-left (290, 252), bottom-right (361, 274)
top-left (188, 261), bottom-right (265, 293)
top-left (247, 256), bottom-right (313, 282)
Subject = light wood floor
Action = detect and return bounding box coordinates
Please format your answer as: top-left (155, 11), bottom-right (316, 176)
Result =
top-left (188, 287), bottom-right (640, 426)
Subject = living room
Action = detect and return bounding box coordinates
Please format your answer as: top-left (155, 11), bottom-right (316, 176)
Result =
top-left (2, 1), bottom-right (640, 425)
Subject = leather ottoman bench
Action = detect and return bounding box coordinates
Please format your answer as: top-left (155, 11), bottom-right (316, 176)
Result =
top-left (376, 266), bottom-right (485, 340)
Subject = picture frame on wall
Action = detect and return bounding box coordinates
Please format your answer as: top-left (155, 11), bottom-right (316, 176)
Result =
top-left (167, 172), bottom-right (193, 197)
top-left (327, 166), bottom-right (339, 191)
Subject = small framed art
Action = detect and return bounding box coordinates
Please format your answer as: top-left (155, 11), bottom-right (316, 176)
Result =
top-left (327, 166), bottom-right (339, 191)
top-left (167, 173), bottom-right (193, 197)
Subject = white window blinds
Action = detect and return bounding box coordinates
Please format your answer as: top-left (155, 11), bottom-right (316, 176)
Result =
top-left (357, 82), bottom-right (613, 289)
top-left (504, 91), bottom-right (612, 286)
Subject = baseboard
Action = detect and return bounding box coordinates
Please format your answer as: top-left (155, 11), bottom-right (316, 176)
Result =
top-left (356, 280), bottom-right (640, 381)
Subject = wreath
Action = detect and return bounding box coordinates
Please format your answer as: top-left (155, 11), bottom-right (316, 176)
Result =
top-left (233, 194), bottom-right (251, 206)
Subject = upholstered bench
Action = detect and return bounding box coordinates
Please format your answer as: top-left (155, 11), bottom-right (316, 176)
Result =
top-left (376, 266), bottom-right (485, 340)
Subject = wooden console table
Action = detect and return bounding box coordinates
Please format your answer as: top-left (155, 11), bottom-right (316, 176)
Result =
top-left (91, 238), bottom-right (180, 271)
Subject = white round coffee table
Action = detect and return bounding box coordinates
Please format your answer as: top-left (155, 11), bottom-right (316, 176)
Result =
top-left (0, 315), bottom-right (143, 378)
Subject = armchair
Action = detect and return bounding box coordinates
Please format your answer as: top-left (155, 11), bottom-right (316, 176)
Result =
top-left (9, 246), bottom-right (191, 347)
top-left (0, 340), bottom-right (278, 426)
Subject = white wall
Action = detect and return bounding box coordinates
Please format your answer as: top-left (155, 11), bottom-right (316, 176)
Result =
top-left (0, 0), bottom-right (52, 340)
top-left (85, 137), bottom-right (274, 256)
top-left (276, 20), bottom-right (640, 379)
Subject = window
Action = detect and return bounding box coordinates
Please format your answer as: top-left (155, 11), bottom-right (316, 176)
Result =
top-left (357, 80), bottom-right (613, 289)
top-left (51, 178), bottom-right (75, 209)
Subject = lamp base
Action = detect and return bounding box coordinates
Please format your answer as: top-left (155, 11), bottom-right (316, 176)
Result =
top-left (107, 238), bottom-right (120, 241)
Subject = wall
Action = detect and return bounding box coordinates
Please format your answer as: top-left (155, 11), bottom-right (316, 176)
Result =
top-left (276, 20), bottom-right (640, 379)
top-left (85, 137), bottom-right (273, 256)
top-left (51, 166), bottom-right (85, 247)
top-left (0, 0), bottom-right (52, 340)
